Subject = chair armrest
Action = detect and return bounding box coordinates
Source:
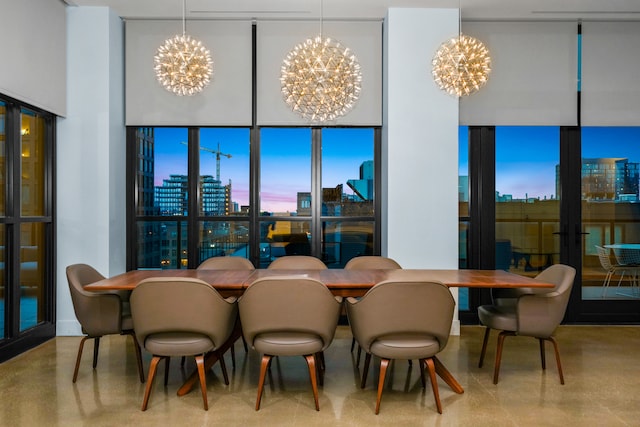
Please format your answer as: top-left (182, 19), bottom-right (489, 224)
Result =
top-left (73, 292), bottom-right (122, 336)
top-left (517, 294), bottom-right (563, 338)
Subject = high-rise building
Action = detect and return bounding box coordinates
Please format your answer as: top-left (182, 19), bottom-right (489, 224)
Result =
top-left (582, 158), bottom-right (640, 201)
top-left (347, 160), bottom-right (374, 200)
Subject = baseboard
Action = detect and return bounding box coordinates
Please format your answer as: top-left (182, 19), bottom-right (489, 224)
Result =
top-left (450, 320), bottom-right (460, 336)
top-left (56, 320), bottom-right (82, 336)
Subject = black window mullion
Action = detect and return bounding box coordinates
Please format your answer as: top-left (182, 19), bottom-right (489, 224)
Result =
top-left (311, 127), bottom-right (322, 258)
top-left (7, 103), bottom-right (21, 339)
top-left (187, 128), bottom-right (200, 268)
top-left (126, 127), bottom-right (137, 270)
top-left (248, 22), bottom-right (260, 267)
top-left (468, 126), bottom-right (496, 311)
top-left (373, 127), bottom-right (382, 254)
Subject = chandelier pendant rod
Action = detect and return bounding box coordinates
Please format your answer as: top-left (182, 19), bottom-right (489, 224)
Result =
top-left (182, 0), bottom-right (186, 36)
top-left (320, 0), bottom-right (324, 39)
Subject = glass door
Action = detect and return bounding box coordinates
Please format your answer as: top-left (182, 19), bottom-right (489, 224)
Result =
top-left (581, 127), bottom-right (640, 303)
top-left (495, 127), bottom-right (561, 277)
top-left (461, 125), bottom-right (640, 323)
top-left (0, 98), bottom-right (55, 363)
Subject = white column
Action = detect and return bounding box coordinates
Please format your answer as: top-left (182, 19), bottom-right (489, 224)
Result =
top-left (383, 9), bottom-right (460, 333)
top-left (56, 7), bottom-right (126, 335)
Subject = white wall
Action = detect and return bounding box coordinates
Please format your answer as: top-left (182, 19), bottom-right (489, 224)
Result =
top-left (52, 6), bottom-right (461, 335)
top-left (383, 9), bottom-right (460, 333)
top-left (56, 7), bottom-right (126, 335)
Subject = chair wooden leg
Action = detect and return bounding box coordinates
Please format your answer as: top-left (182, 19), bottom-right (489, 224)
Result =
top-left (127, 331), bottom-right (145, 383)
top-left (424, 358), bottom-right (443, 414)
top-left (361, 352), bottom-right (372, 389)
top-left (546, 336), bottom-right (565, 384)
top-left (433, 356), bottom-right (464, 394)
top-left (351, 337), bottom-right (356, 352)
top-left (479, 327), bottom-right (491, 368)
top-left (494, 331), bottom-right (515, 384)
top-left (255, 355), bottom-right (272, 410)
top-left (141, 356), bottom-right (162, 411)
top-left (164, 356), bottom-right (171, 386)
top-left (218, 350), bottom-right (229, 385)
top-left (539, 338), bottom-right (546, 370)
top-left (375, 358), bottom-right (390, 414)
top-left (230, 343), bottom-right (236, 369)
top-left (92, 336), bottom-right (101, 369)
top-left (304, 354), bottom-right (320, 411)
top-left (419, 359), bottom-right (426, 388)
top-left (316, 351), bottom-right (325, 386)
top-left (195, 354), bottom-right (209, 410)
top-left (242, 336), bottom-right (249, 353)
top-left (72, 336), bottom-right (90, 383)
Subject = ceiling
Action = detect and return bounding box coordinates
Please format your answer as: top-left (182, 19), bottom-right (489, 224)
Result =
top-left (63, 0), bottom-right (640, 21)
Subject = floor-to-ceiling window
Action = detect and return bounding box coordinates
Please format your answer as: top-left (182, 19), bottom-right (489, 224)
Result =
top-left (0, 96), bottom-right (55, 362)
top-left (581, 127), bottom-right (640, 301)
top-left (461, 124), bottom-right (640, 323)
top-left (128, 126), bottom-right (380, 269)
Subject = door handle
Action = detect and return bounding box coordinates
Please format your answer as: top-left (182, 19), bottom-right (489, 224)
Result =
top-left (576, 225), bottom-right (589, 245)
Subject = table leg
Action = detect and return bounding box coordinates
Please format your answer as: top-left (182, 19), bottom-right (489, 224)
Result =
top-left (176, 321), bottom-right (243, 396)
top-left (433, 356), bottom-right (464, 394)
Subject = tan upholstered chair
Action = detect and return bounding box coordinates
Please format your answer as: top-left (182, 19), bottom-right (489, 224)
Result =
top-left (66, 264), bottom-right (144, 383)
top-left (478, 264), bottom-right (576, 384)
top-left (197, 255), bottom-right (254, 365)
top-left (344, 256), bottom-right (402, 363)
top-left (197, 256), bottom-right (255, 270)
top-left (344, 256), bottom-right (402, 270)
top-left (267, 255), bottom-right (327, 270)
top-left (346, 280), bottom-right (456, 414)
top-left (239, 276), bottom-right (342, 411)
top-left (130, 277), bottom-right (238, 411)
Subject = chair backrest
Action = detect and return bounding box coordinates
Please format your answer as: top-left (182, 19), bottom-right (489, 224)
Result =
top-left (347, 280), bottom-right (455, 353)
top-left (595, 245), bottom-right (614, 270)
top-left (517, 264), bottom-right (576, 337)
top-left (130, 277), bottom-right (237, 350)
top-left (267, 255), bottom-right (327, 270)
top-left (66, 263), bottom-right (121, 336)
top-left (344, 256), bottom-right (402, 270)
top-left (197, 256), bottom-right (255, 270)
top-left (239, 277), bottom-right (341, 350)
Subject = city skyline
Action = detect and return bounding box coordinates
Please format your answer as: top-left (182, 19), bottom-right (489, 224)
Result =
top-left (459, 126), bottom-right (640, 200)
top-left (153, 126), bottom-right (640, 212)
top-left (153, 127), bottom-right (374, 213)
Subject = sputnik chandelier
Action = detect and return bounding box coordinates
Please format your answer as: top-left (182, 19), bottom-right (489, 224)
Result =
top-left (280, 1), bottom-right (362, 122)
top-left (154, 0), bottom-right (213, 96)
top-left (432, 33), bottom-right (491, 97)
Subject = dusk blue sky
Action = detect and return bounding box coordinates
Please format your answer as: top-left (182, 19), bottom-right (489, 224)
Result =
top-left (155, 126), bottom-right (640, 211)
top-left (153, 127), bottom-right (373, 213)
top-left (459, 126), bottom-right (640, 200)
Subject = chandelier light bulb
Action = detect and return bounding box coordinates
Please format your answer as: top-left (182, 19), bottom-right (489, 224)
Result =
top-left (154, 34), bottom-right (214, 96)
top-left (432, 34), bottom-right (491, 97)
top-left (280, 35), bottom-right (362, 122)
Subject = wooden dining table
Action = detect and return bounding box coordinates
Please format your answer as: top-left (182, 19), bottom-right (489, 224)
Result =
top-left (84, 268), bottom-right (554, 398)
top-left (85, 267), bottom-right (553, 295)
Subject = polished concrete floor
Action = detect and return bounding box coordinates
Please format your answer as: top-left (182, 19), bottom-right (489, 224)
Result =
top-left (1, 325), bottom-right (639, 426)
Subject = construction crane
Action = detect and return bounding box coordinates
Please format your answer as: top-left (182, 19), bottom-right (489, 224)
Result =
top-left (180, 141), bottom-right (232, 181)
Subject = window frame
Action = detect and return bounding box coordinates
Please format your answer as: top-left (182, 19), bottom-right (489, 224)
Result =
top-left (127, 126), bottom-right (381, 269)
